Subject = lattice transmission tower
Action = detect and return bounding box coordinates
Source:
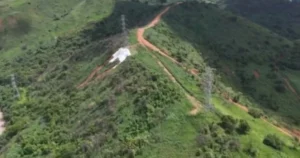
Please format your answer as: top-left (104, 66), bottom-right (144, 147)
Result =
top-left (202, 67), bottom-right (214, 111)
top-left (121, 14), bottom-right (129, 47)
top-left (11, 74), bottom-right (20, 99)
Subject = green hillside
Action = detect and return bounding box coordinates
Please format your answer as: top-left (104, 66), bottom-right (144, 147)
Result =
top-left (0, 0), bottom-right (300, 157)
top-left (146, 1), bottom-right (300, 125)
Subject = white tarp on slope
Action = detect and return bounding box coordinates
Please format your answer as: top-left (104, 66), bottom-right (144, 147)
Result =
top-left (109, 47), bottom-right (131, 63)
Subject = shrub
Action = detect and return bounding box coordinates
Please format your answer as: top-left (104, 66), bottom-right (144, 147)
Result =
top-left (196, 134), bottom-right (212, 146)
top-left (274, 84), bottom-right (286, 93)
top-left (219, 115), bottom-right (238, 134)
top-left (248, 108), bottom-right (263, 118)
top-left (263, 134), bottom-right (284, 150)
top-left (244, 144), bottom-right (259, 157)
top-left (232, 94), bottom-right (240, 103)
top-left (227, 138), bottom-right (241, 151)
top-left (237, 120), bottom-right (251, 134)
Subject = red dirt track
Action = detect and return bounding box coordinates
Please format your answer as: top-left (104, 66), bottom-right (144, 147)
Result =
top-left (77, 66), bottom-right (104, 88)
top-left (77, 57), bottom-right (114, 88)
top-left (136, 2), bottom-right (300, 139)
top-left (228, 98), bottom-right (300, 139)
top-left (137, 2), bottom-right (201, 115)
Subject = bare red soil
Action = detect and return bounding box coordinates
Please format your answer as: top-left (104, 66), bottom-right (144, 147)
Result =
top-left (190, 68), bottom-right (199, 75)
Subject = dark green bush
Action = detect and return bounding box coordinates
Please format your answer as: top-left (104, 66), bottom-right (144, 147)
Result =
top-left (219, 115), bottom-right (238, 134)
top-left (248, 108), bottom-right (263, 118)
top-left (263, 134), bottom-right (284, 150)
top-left (237, 120), bottom-right (251, 134)
top-left (274, 83), bottom-right (286, 93)
top-left (244, 144), bottom-right (259, 157)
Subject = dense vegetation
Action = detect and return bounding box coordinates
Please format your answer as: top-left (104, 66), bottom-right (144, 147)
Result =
top-left (0, 0), bottom-right (300, 157)
top-left (146, 1), bottom-right (300, 125)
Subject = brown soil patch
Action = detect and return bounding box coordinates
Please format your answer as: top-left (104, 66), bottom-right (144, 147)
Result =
top-left (228, 99), bottom-right (249, 112)
top-left (77, 66), bottom-right (104, 88)
top-left (253, 70), bottom-right (260, 79)
top-left (157, 61), bottom-right (176, 82)
top-left (94, 67), bottom-right (114, 81)
top-left (189, 68), bottom-right (199, 75)
top-left (0, 18), bottom-right (4, 32)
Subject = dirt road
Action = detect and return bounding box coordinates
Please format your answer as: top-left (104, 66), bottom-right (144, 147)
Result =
top-left (137, 2), bottom-right (300, 139)
top-left (77, 65), bottom-right (104, 88)
top-left (137, 3), bottom-right (201, 115)
top-left (228, 98), bottom-right (300, 139)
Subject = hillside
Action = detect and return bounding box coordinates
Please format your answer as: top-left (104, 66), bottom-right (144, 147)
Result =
top-left (0, 0), bottom-right (300, 158)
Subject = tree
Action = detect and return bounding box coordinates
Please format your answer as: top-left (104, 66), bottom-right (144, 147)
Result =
top-left (263, 134), bottom-right (284, 150)
top-left (159, 0), bottom-right (167, 4)
top-left (219, 115), bottom-right (237, 134)
top-left (244, 144), bottom-right (259, 157)
top-left (274, 84), bottom-right (286, 93)
top-left (248, 108), bottom-right (263, 118)
top-left (237, 120), bottom-right (251, 134)
top-left (196, 134), bottom-right (212, 146)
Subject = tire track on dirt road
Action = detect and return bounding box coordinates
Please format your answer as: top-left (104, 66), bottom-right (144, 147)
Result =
top-left (77, 57), bottom-right (113, 89)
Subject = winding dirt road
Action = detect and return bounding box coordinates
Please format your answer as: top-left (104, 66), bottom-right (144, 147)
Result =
top-left (136, 2), bottom-right (300, 139)
top-left (137, 3), bottom-right (201, 115)
top-left (228, 99), bottom-right (299, 139)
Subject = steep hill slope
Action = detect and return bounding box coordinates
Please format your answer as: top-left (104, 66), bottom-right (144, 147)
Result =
top-left (0, 0), bottom-right (300, 158)
top-left (226, 0), bottom-right (300, 40)
top-left (145, 1), bottom-right (300, 126)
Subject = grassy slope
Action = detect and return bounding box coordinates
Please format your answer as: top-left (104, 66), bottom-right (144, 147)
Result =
top-left (0, 0), bottom-right (300, 157)
top-left (150, 45), bottom-right (300, 157)
top-left (145, 2), bottom-right (300, 125)
top-left (0, 0), bottom-right (114, 60)
top-left (142, 1), bottom-right (300, 157)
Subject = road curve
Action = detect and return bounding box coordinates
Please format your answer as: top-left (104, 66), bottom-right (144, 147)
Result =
top-left (136, 2), bottom-right (300, 138)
